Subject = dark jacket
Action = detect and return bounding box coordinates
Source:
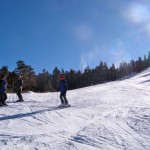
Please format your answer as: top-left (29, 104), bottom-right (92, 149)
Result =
top-left (59, 80), bottom-right (68, 93)
top-left (14, 78), bottom-right (23, 93)
top-left (15, 79), bottom-right (23, 87)
top-left (0, 79), bottom-right (7, 93)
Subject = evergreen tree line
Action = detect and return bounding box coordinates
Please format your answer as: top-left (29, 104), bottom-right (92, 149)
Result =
top-left (0, 52), bottom-right (150, 92)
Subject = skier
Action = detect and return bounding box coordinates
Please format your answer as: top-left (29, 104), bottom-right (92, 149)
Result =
top-left (0, 75), bottom-right (8, 106)
top-left (58, 75), bottom-right (69, 107)
top-left (15, 75), bottom-right (24, 102)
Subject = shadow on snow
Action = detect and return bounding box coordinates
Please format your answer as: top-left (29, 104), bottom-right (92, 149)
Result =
top-left (0, 107), bottom-right (62, 121)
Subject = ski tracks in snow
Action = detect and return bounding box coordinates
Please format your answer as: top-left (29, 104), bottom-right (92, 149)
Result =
top-left (0, 69), bottom-right (150, 149)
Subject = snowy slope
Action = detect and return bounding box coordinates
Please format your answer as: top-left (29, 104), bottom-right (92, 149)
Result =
top-left (0, 68), bottom-right (150, 150)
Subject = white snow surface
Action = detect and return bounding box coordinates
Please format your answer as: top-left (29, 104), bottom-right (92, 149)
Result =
top-left (0, 68), bottom-right (150, 150)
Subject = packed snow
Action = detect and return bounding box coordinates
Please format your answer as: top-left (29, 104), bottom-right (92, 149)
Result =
top-left (0, 68), bottom-right (150, 150)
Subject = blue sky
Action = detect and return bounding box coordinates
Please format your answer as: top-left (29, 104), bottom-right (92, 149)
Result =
top-left (0, 0), bottom-right (150, 74)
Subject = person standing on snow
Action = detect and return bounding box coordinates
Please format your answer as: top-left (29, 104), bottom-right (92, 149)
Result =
top-left (0, 75), bottom-right (8, 106)
top-left (15, 75), bottom-right (24, 102)
top-left (58, 75), bottom-right (69, 107)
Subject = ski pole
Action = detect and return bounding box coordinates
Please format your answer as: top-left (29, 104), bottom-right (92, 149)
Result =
top-left (56, 92), bottom-right (58, 107)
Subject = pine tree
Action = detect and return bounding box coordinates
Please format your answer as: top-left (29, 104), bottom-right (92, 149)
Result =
top-left (0, 66), bottom-right (9, 77)
top-left (37, 69), bottom-right (53, 92)
top-left (130, 60), bottom-right (136, 73)
top-left (67, 69), bottom-right (78, 89)
top-left (14, 60), bottom-right (36, 91)
top-left (109, 64), bottom-right (116, 81)
top-left (136, 57), bottom-right (143, 73)
top-left (147, 51), bottom-right (150, 67)
top-left (51, 67), bottom-right (61, 91)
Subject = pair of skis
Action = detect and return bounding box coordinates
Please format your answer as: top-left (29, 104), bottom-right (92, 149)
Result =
top-left (57, 104), bottom-right (71, 108)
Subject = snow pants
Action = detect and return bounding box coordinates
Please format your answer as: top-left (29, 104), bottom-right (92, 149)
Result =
top-left (0, 92), bottom-right (7, 104)
top-left (16, 87), bottom-right (23, 100)
top-left (60, 91), bottom-right (68, 104)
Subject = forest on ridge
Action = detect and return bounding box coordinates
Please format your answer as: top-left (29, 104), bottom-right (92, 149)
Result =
top-left (0, 51), bottom-right (150, 92)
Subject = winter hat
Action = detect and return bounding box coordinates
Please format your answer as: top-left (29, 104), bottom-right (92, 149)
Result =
top-left (60, 75), bottom-right (65, 80)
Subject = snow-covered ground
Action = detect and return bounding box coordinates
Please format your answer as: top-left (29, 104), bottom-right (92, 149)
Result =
top-left (0, 68), bottom-right (150, 150)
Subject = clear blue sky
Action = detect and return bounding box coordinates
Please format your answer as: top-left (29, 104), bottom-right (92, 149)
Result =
top-left (0, 0), bottom-right (150, 74)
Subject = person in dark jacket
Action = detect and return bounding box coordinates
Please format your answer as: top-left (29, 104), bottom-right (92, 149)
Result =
top-left (15, 76), bottom-right (24, 102)
top-left (0, 75), bottom-right (7, 106)
top-left (58, 75), bottom-right (69, 107)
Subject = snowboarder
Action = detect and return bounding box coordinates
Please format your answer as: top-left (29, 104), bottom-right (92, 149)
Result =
top-left (15, 75), bottom-right (24, 102)
top-left (0, 75), bottom-right (8, 106)
top-left (58, 75), bottom-right (69, 107)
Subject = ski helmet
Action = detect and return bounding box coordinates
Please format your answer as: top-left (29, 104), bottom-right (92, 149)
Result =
top-left (60, 75), bottom-right (65, 80)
